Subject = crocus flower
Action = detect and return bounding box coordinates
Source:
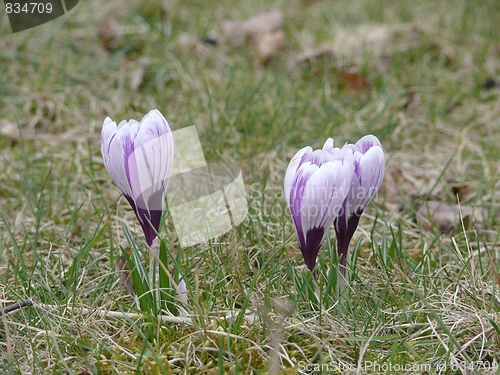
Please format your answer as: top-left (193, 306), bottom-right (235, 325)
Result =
top-left (101, 109), bottom-right (174, 246)
top-left (284, 140), bottom-right (354, 271)
top-left (328, 135), bottom-right (385, 274)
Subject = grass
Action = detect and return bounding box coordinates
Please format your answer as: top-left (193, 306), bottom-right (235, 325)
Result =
top-left (1, 0), bottom-right (500, 373)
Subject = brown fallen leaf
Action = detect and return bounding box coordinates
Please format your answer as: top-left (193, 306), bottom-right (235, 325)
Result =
top-left (451, 183), bottom-right (474, 202)
top-left (97, 19), bottom-right (123, 52)
top-left (0, 120), bottom-right (87, 144)
top-left (379, 162), bottom-right (445, 211)
top-left (220, 9), bottom-right (284, 46)
top-left (130, 58), bottom-right (150, 91)
top-left (97, 18), bottom-right (148, 53)
top-left (416, 201), bottom-right (484, 233)
top-left (332, 23), bottom-right (414, 66)
top-left (338, 70), bottom-right (371, 92)
top-left (258, 29), bottom-right (285, 62)
top-left (0, 120), bottom-right (20, 142)
top-left (115, 247), bottom-right (136, 297)
top-left (217, 9), bottom-right (286, 67)
top-left (401, 89), bottom-right (420, 113)
top-left (287, 45), bottom-right (335, 68)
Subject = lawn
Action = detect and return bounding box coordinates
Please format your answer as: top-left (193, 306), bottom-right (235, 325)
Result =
top-left (1, 0), bottom-right (500, 374)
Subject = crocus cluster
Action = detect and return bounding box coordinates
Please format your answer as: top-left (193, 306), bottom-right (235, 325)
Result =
top-left (284, 136), bottom-right (385, 275)
top-left (101, 109), bottom-right (174, 246)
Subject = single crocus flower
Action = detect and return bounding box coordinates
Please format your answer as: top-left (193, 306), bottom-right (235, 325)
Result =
top-left (101, 109), bottom-right (174, 246)
top-left (327, 135), bottom-right (385, 274)
top-left (284, 140), bottom-right (354, 271)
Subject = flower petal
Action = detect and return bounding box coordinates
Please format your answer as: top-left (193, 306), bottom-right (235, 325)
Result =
top-left (128, 109), bottom-right (174, 213)
top-left (322, 138), bottom-right (335, 152)
top-left (288, 161), bottom-right (318, 248)
top-left (355, 134), bottom-right (382, 154)
top-left (101, 109), bottom-right (175, 246)
top-left (101, 117), bottom-right (134, 199)
top-left (357, 145), bottom-right (385, 206)
top-left (288, 152), bottom-right (354, 270)
top-left (299, 157), bottom-right (353, 236)
top-left (302, 149), bottom-right (335, 167)
top-left (284, 146), bottom-right (311, 206)
top-left (337, 136), bottom-right (385, 233)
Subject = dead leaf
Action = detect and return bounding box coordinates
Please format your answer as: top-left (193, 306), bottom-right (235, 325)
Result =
top-left (258, 29), bottom-right (285, 62)
top-left (0, 120), bottom-right (20, 142)
top-left (115, 247), bottom-right (136, 297)
top-left (416, 201), bottom-right (484, 233)
top-left (97, 19), bottom-right (123, 51)
top-left (338, 70), bottom-right (371, 92)
top-left (402, 89), bottom-right (420, 112)
top-left (288, 45), bottom-right (335, 68)
top-left (451, 183), bottom-right (474, 202)
top-left (97, 18), bottom-right (148, 53)
top-left (379, 162), bottom-right (445, 211)
top-left (130, 58), bottom-right (150, 91)
top-left (333, 24), bottom-right (393, 59)
top-left (215, 10), bottom-right (286, 67)
top-left (0, 120), bottom-right (86, 144)
top-left (252, 56), bottom-right (264, 73)
top-left (220, 9), bottom-right (284, 46)
top-left (332, 23), bottom-right (415, 66)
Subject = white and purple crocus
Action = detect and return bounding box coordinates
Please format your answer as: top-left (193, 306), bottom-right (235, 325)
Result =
top-left (101, 109), bottom-right (174, 246)
top-left (333, 135), bottom-right (385, 273)
top-left (284, 140), bottom-right (354, 271)
top-left (285, 136), bottom-right (385, 275)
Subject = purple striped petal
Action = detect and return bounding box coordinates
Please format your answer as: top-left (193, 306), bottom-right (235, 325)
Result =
top-left (101, 109), bottom-right (174, 246)
top-left (284, 146), bottom-right (311, 206)
top-left (355, 134), bottom-right (382, 154)
top-left (338, 137), bottom-right (385, 227)
top-left (285, 144), bottom-right (354, 271)
top-left (334, 134), bottom-right (385, 274)
top-left (101, 118), bottom-right (134, 200)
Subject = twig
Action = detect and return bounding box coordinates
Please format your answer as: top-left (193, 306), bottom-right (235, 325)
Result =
top-left (0, 299), bottom-right (257, 326)
top-left (0, 299), bottom-right (34, 316)
top-left (0, 298), bottom-right (190, 323)
top-left (34, 302), bottom-right (193, 325)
